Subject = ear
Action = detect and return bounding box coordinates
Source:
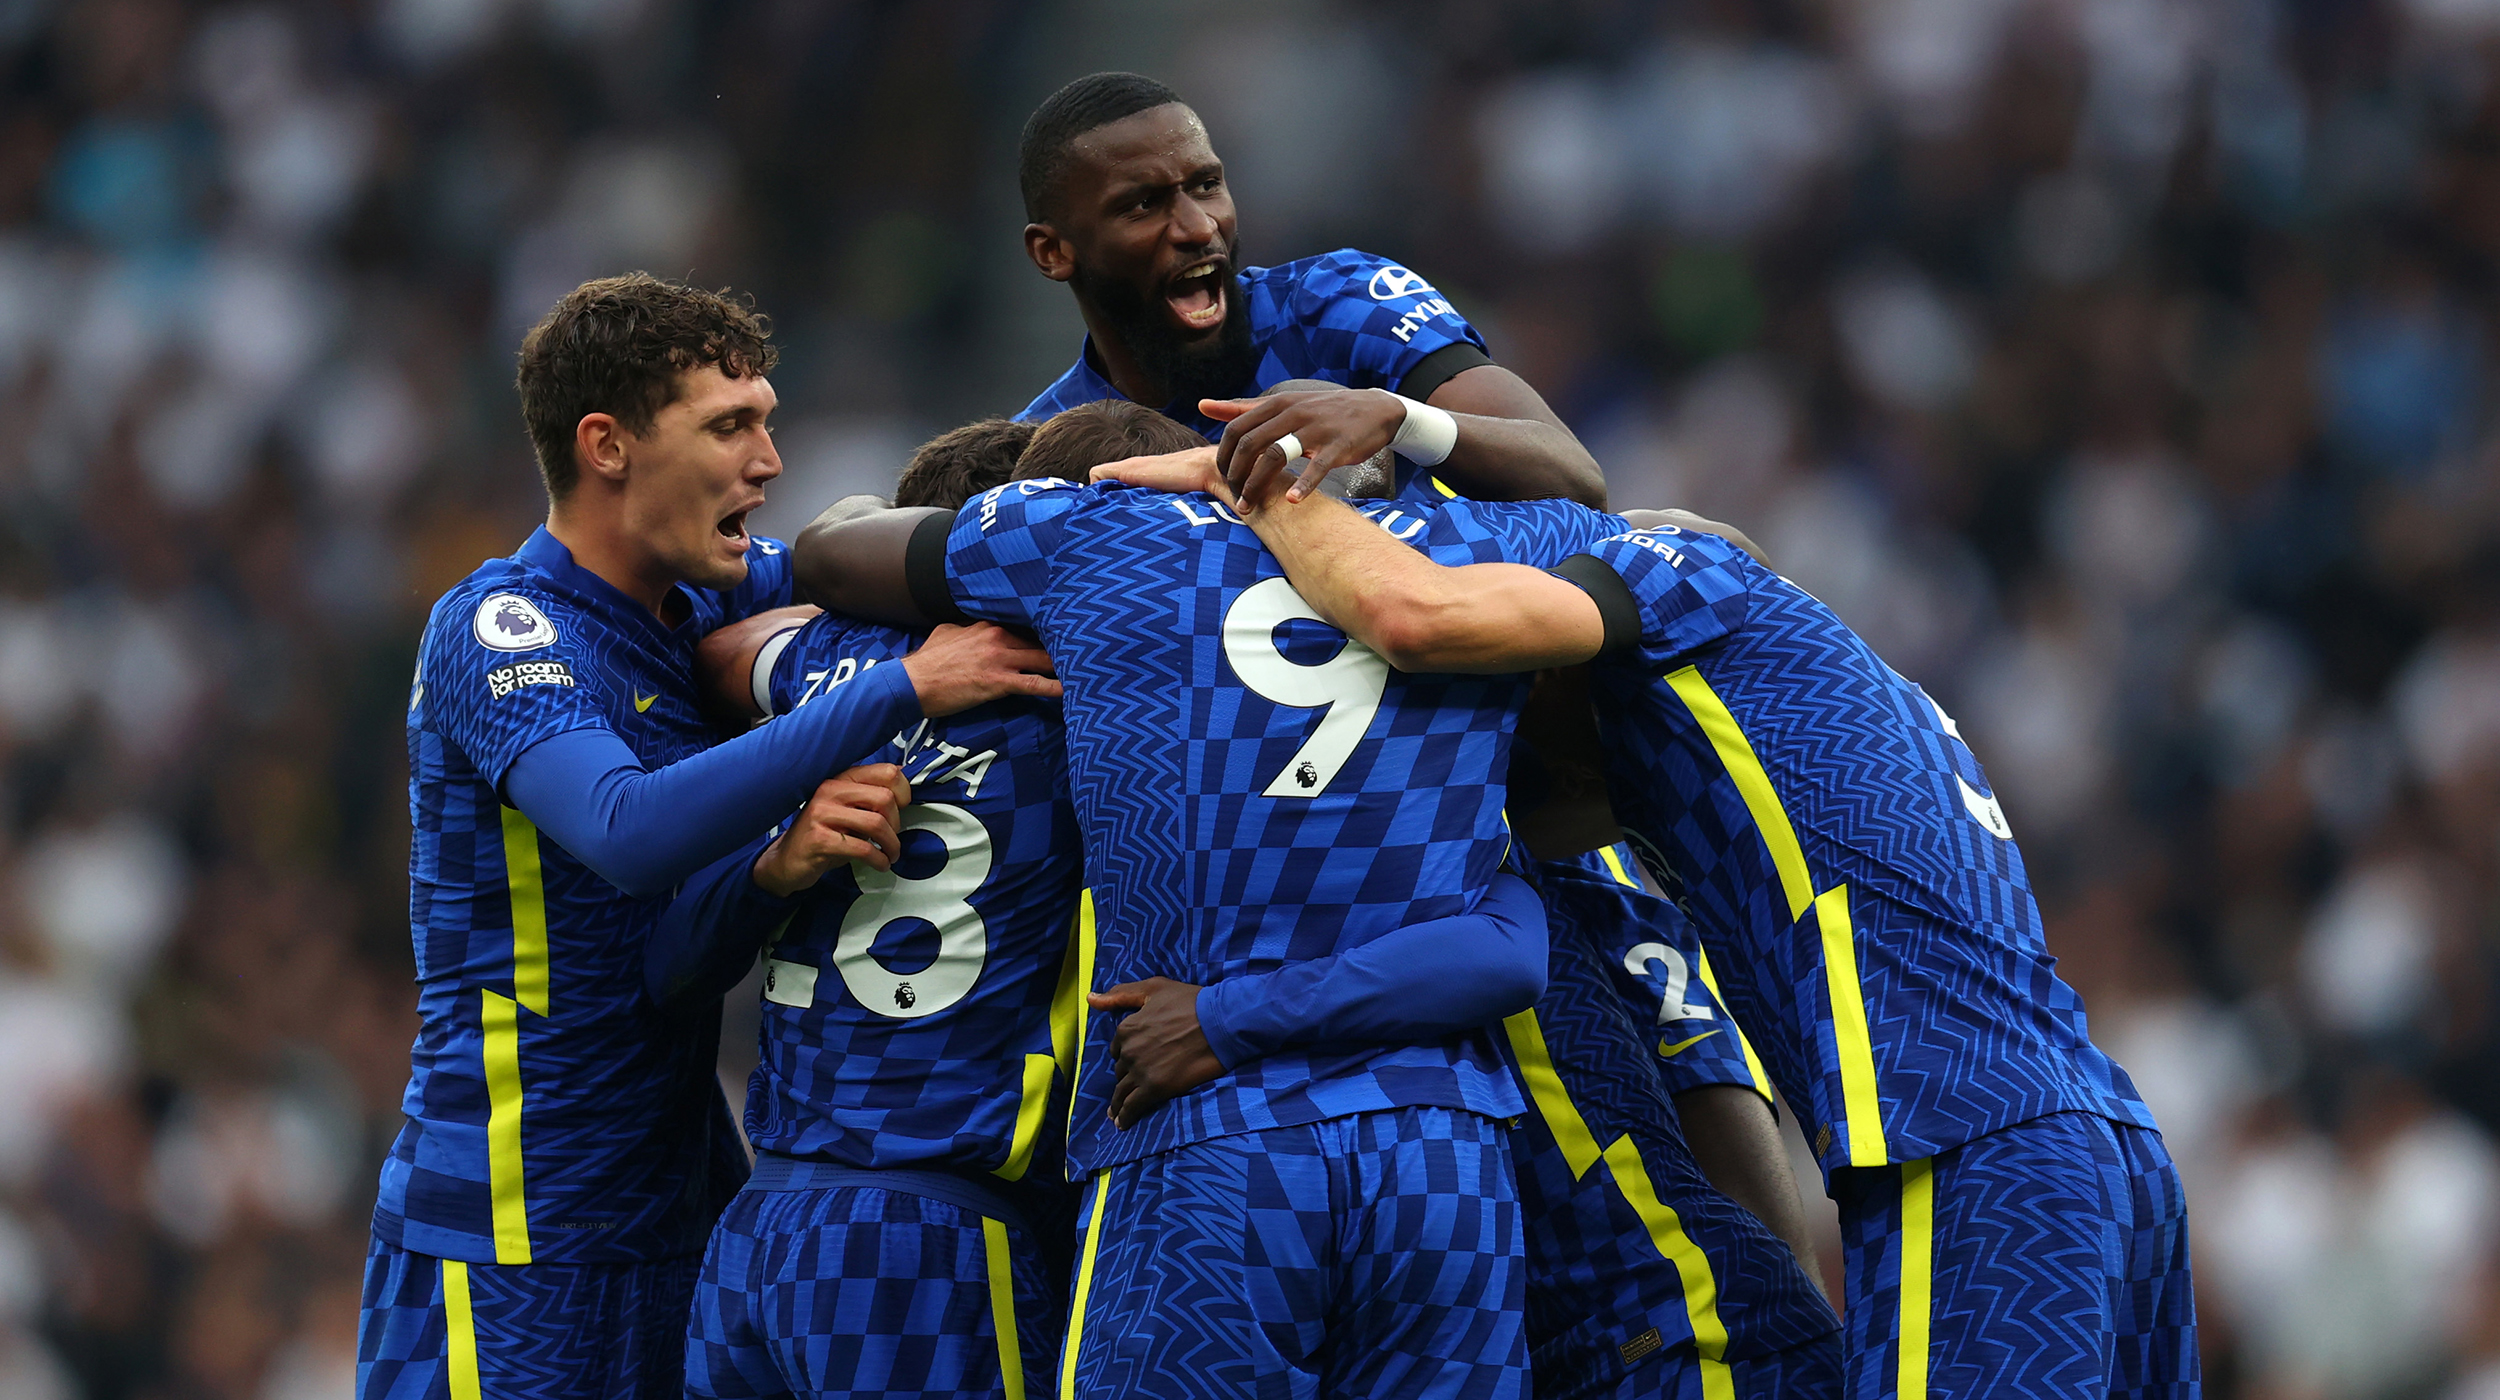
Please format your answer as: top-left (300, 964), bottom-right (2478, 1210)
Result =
top-left (1025, 222), bottom-right (1075, 283)
top-left (575, 412), bottom-right (630, 487)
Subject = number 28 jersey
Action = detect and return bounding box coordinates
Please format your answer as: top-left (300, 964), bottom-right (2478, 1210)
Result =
top-left (741, 611), bottom-right (1084, 1182)
top-left (935, 479), bottom-right (1625, 1174)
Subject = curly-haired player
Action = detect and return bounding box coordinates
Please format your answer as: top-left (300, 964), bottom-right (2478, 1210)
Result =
top-left (359, 274), bottom-right (1057, 1400)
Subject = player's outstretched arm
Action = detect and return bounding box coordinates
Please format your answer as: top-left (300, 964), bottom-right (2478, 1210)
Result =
top-left (643, 765), bottom-right (912, 1013)
top-left (1204, 371), bottom-right (1606, 508)
top-left (1674, 1084), bottom-right (1828, 1302)
top-left (791, 502), bottom-right (956, 629)
top-left (503, 624), bottom-right (1051, 900)
top-left (1083, 873), bottom-right (1550, 1128)
top-left (695, 604), bottom-right (820, 720)
top-left (1253, 487), bottom-right (1609, 674)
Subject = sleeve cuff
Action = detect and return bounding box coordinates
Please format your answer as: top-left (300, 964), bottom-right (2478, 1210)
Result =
top-left (1194, 982), bottom-right (1253, 1072)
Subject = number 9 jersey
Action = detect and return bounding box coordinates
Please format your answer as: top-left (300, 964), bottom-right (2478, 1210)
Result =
top-left (741, 611), bottom-right (1083, 1183)
top-left (937, 478), bottom-right (1628, 1177)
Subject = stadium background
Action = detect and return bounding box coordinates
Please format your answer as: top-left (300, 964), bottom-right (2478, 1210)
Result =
top-left (0, 0), bottom-right (2495, 1395)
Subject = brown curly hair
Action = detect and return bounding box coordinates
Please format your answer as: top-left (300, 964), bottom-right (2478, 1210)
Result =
top-left (515, 272), bottom-right (779, 501)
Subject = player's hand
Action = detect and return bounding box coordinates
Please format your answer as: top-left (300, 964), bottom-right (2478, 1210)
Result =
top-left (751, 765), bottom-right (912, 897)
top-left (1088, 445), bottom-right (1232, 502)
top-left (901, 623), bottom-right (1061, 717)
top-left (1203, 388), bottom-right (1406, 506)
top-left (1088, 977), bottom-right (1224, 1128)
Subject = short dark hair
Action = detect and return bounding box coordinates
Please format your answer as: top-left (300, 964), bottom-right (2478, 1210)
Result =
top-left (1014, 400), bottom-right (1204, 484)
top-left (893, 418), bottom-right (1037, 510)
top-left (514, 272), bottom-right (778, 501)
top-left (1018, 72), bottom-right (1183, 223)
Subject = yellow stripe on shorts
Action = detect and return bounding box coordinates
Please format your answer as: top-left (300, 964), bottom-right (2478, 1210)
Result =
top-left (1897, 1157), bottom-right (1936, 1400)
top-left (982, 1217), bottom-right (1026, 1400)
top-left (442, 1259), bottom-right (481, 1400)
top-left (1061, 1172), bottom-right (1112, 1398)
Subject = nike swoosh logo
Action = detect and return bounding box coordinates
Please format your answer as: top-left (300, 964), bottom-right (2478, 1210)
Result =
top-left (1659, 1030), bottom-right (1722, 1058)
top-left (634, 693), bottom-right (658, 712)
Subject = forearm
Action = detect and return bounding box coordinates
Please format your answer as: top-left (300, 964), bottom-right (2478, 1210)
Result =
top-left (643, 831), bottom-right (797, 1012)
top-left (1248, 495), bottom-right (1600, 673)
top-left (1674, 1084), bottom-right (1824, 1295)
top-left (505, 663), bottom-right (921, 898)
top-left (793, 504), bottom-right (952, 627)
top-left (1430, 414), bottom-right (1607, 508)
top-left (1194, 873), bottom-right (1548, 1069)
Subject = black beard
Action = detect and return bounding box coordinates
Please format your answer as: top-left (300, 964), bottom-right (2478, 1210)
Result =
top-left (1074, 262), bottom-right (1261, 412)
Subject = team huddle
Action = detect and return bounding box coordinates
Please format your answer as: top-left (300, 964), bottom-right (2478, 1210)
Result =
top-left (358, 73), bottom-right (2199, 1400)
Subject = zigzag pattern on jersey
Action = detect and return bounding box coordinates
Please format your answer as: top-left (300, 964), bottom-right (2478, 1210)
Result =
top-left (1832, 1114), bottom-right (2196, 1400)
top-left (1017, 248), bottom-right (1491, 440)
top-left (358, 1236), bottom-right (698, 1400)
top-left (685, 1185), bottom-right (1062, 1400)
top-left (1505, 892), bottom-right (1836, 1390)
top-left (949, 488), bottom-right (1618, 1174)
top-left (1582, 530), bottom-right (2152, 1178)
top-left (386, 532), bottom-right (789, 1265)
top-left (742, 612), bottom-right (1083, 1176)
top-left (1068, 1108), bottom-right (1528, 1400)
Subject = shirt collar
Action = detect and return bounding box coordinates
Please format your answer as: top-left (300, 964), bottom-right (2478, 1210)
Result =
top-left (513, 526), bottom-right (701, 640)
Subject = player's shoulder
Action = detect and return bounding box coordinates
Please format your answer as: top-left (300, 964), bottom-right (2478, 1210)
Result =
top-left (424, 557), bottom-right (578, 658)
top-left (1585, 522), bottom-right (1754, 573)
top-left (1251, 247), bottom-right (1433, 303)
top-left (1015, 358), bottom-right (1105, 423)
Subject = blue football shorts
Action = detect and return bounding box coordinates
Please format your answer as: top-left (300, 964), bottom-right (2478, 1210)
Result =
top-left (1831, 1112), bottom-right (2198, 1400)
top-left (683, 1160), bottom-right (1066, 1400)
top-left (358, 1235), bottom-right (696, 1400)
top-left (1062, 1105), bottom-right (1529, 1400)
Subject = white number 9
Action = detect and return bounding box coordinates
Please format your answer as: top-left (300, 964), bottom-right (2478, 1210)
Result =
top-left (1222, 577), bottom-right (1391, 798)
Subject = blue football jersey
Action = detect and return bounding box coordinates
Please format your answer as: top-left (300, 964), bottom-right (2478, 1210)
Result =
top-left (740, 612), bottom-right (1084, 1182)
top-left (1569, 527), bottom-right (2156, 1179)
top-left (1504, 856), bottom-right (1837, 1384)
top-left (1018, 248), bottom-right (1487, 441)
top-left (942, 479), bottom-right (1624, 1174)
top-left (1529, 844), bottom-right (1770, 1101)
top-left (384, 527), bottom-right (794, 1265)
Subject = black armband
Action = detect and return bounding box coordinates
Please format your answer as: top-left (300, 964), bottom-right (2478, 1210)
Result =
top-left (1548, 554), bottom-right (1640, 659)
top-left (905, 511), bottom-right (971, 625)
top-left (1397, 342), bottom-right (1493, 404)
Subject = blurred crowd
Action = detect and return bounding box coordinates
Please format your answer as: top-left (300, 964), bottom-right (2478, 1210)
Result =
top-left (0, 0), bottom-right (2494, 1396)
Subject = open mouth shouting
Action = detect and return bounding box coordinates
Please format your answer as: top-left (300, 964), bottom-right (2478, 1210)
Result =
top-left (1166, 258), bottom-right (1229, 334)
top-left (716, 506), bottom-right (754, 549)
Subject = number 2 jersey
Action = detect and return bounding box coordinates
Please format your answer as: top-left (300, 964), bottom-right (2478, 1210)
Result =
top-left (743, 612), bottom-right (1083, 1183)
top-left (1555, 527), bottom-right (2155, 1181)
top-left (931, 479), bottom-right (1626, 1175)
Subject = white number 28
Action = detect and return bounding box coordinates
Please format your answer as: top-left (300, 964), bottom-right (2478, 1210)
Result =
top-left (1222, 578), bottom-right (1391, 798)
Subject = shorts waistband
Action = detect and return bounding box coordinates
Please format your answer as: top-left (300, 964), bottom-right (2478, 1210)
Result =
top-left (744, 1152), bottom-right (1042, 1238)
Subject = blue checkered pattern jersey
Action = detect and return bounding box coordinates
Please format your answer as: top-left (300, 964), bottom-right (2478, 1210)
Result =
top-left (942, 477), bottom-right (1626, 1176)
top-left (382, 526), bottom-right (791, 1266)
top-left (743, 611), bottom-right (1083, 1179)
top-left (1017, 249), bottom-right (1487, 441)
top-left (1564, 526), bottom-right (2156, 1182)
top-left (1503, 848), bottom-right (1837, 1400)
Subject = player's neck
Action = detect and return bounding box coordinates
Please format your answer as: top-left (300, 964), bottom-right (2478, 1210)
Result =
top-left (544, 507), bottom-right (679, 620)
top-left (1077, 302), bottom-right (1167, 407)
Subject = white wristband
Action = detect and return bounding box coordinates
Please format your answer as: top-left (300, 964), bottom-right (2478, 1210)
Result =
top-left (751, 625), bottom-right (804, 717)
top-left (1379, 390), bottom-right (1458, 466)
